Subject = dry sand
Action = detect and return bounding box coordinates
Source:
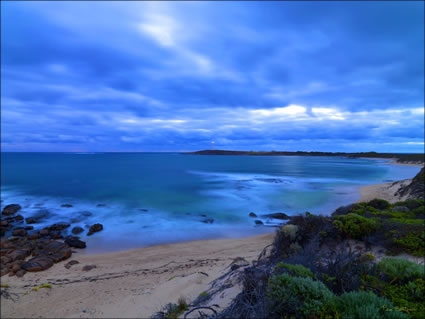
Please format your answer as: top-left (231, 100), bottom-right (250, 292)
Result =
top-left (358, 179), bottom-right (411, 204)
top-left (1, 233), bottom-right (273, 318)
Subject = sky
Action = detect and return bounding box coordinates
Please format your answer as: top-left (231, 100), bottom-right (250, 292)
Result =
top-left (1, 1), bottom-right (424, 153)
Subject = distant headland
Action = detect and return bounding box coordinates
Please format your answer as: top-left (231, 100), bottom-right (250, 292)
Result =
top-left (186, 150), bottom-right (425, 164)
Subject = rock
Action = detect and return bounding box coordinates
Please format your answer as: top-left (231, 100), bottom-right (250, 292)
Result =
top-left (35, 241), bottom-right (72, 263)
top-left (201, 218), bottom-right (214, 224)
top-left (15, 215), bottom-right (24, 221)
top-left (0, 268), bottom-right (9, 276)
top-left (139, 208), bottom-right (148, 212)
top-left (22, 256), bottom-right (55, 272)
top-left (48, 223), bottom-right (70, 231)
top-left (254, 220), bottom-right (264, 225)
top-left (16, 269), bottom-right (26, 277)
top-left (9, 249), bottom-right (29, 262)
top-left (12, 229), bottom-right (27, 237)
top-left (1, 255), bottom-right (12, 264)
top-left (27, 232), bottom-right (40, 240)
top-left (11, 263), bottom-right (21, 273)
top-left (231, 264), bottom-right (240, 271)
top-left (40, 229), bottom-right (50, 237)
top-left (71, 226), bottom-right (84, 235)
top-left (2, 204), bottom-right (22, 216)
top-left (262, 212), bottom-right (290, 220)
top-left (82, 265), bottom-right (96, 271)
top-left (65, 236), bottom-right (86, 249)
top-left (81, 211), bottom-right (92, 217)
top-left (25, 226), bottom-right (34, 231)
top-left (249, 212), bottom-right (257, 218)
top-left (87, 223), bottom-right (103, 236)
top-left (0, 220), bottom-right (8, 227)
top-left (64, 260), bottom-right (80, 269)
top-left (61, 204), bottom-right (73, 208)
top-left (96, 204), bottom-right (106, 207)
top-left (25, 217), bottom-right (39, 224)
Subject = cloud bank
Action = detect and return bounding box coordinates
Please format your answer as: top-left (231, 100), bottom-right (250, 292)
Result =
top-left (1, 1), bottom-right (424, 152)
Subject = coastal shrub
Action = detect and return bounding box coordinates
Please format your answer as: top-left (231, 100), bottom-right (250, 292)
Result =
top-left (391, 230), bottom-right (425, 257)
top-left (275, 262), bottom-right (313, 278)
top-left (368, 199), bottom-right (391, 210)
top-left (333, 213), bottom-right (380, 239)
top-left (395, 199), bottom-right (424, 211)
top-left (378, 258), bottom-right (424, 282)
top-left (267, 273), bottom-right (336, 318)
top-left (336, 291), bottom-right (408, 319)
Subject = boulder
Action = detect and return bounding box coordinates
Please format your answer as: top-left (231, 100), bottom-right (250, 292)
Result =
top-left (34, 241), bottom-right (72, 263)
top-left (8, 249), bottom-right (29, 262)
top-left (27, 232), bottom-right (40, 240)
top-left (82, 264), bottom-right (96, 271)
top-left (201, 218), bottom-right (214, 224)
top-left (249, 212), bottom-right (258, 218)
top-left (48, 223), bottom-right (70, 231)
top-left (12, 229), bottom-right (27, 237)
top-left (255, 220), bottom-right (264, 225)
top-left (2, 204), bottom-right (22, 216)
top-left (61, 204), bottom-right (73, 208)
top-left (40, 229), bottom-right (50, 237)
top-left (11, 263), bottom-right (21, 273)
top-left (15, 215), bottom-right (24, 221)
top-left (25, 217), bottom-right (39, 224)
top-left (71, 226), bottom-right (84, 235)
top-left (16, 269), bottom-right (26, 277)
top-left (64, 260), bottom-right (80, 269)
top-left (25, 226), bottom-right (34, 231)
top-left (22, 256), bottom-right (55, 272)
top-left (0, 220), bottom-right (9, 227)
top-left (262, 212), bottom-right (290, 220)
top-left (65, 236), bottom-right (86, 249)
top-left (87, 223), bottom-right (103, 236)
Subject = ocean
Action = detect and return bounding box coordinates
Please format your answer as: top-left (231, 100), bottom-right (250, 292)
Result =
top-left (0, 152), bottom-right (421, 252)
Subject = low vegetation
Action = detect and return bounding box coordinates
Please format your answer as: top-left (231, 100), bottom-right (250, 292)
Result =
top-left (218, 198), bottom-right (424, 319)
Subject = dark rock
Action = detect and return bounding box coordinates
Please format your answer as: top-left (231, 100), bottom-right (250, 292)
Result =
top-left (262, 212), bottom-right (290, 220)
top-left (11, 263), bottom-right (21, 273)
top-left (25, 217), bottom-right (39, 224)
top-left (27, 232), bottom-right (40, 240)
top-left (15, 215), bottom-right (24, 221)
top-left (22, 256), bottom-right (55, 272)
top-left (35, 241), bottom-right (72, 263)
top-left (82, 264), bottom-right (96, 271)
top-left (139, 208), bottom-right (148, 212)
top-left (24, 226), bottom-right (34, 231)
top-left (49, 231), bottom-right (63, 240)
top-left (0, 268), bottom-right (9, 276)
top-left (249, 212), bottom-right (257, 218)
top-left (12, 229), bottom-right (27, 237)
top-left (64, 260), bottom-right (80, 269)
top-left (65, 236), bottom-right (86, 249)
top-left (40, 229), bottom-right (50, 237)
top-left (201, 218), bottom-right (214, 224)
top-left (2, 204), bottom-right (22, 216)
top-left (61, 204), bottom-right (73, 208)
top-left (16, 269), bottom-right (26, 277)
top-left (96, 204), bottom-right (106, 207)
top-left (8, 249), bottom-right (29, 261)
top-left (71, 226), bottom-right (84, 235)
top-left (255, 220), bottom-right (264, 225)
top-left (87, 223), bottom-right (103, 236)
top-left (1, 255), bottom-right (12, 264)
top-left (48, 223), bottom-right (70, 231)
top-left (0, 220), bottom-right (8, 227)
top-left (81, 211), bottom-right (92, 217)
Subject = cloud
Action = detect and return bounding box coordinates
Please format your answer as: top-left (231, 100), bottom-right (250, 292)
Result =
top-left (1, 1), bottom-right (424, 152)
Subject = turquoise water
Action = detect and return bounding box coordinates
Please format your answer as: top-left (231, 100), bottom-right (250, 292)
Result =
top-left (0, 153), bottom-right (421, 252)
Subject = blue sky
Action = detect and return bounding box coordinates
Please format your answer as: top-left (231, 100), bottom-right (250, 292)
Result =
top-left (1, 1), bottom-right (424, 152)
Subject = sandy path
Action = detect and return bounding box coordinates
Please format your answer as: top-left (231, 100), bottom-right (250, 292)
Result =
top-left (1, 233), bottom-right (273, 318)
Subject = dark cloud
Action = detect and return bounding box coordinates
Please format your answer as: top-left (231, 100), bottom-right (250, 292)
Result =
top-left (1, 1), bottom-right (423, 152)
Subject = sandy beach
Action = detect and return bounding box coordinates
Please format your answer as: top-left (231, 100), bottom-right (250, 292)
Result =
top-left (1, 233), bottom-right (273, 318)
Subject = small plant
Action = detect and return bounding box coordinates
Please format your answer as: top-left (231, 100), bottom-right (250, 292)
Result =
top-left (333, 213), bottom-right (380, 239)
top-left (199, 291), bottom-right (208, 297)
top-left (32, 283), bottom-right (52, 291)
top-left (275, 262), bottom-right (313, 278)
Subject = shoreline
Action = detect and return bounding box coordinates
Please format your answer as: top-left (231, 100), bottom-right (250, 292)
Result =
top-left (1, 233), bottom-right (274, 318)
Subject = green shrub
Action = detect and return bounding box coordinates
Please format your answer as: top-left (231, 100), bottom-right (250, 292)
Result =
top-left (267, 274), bottom-right (336, 318)
top-left (378, 258), bottom-right (424, 282)
top-left (391, 230), bottom-right (425, 257)
top-left (275, 262), bottom-right (314, 278)
top-left (333, 213), bottom-right (380, 239)
top-left (368, 199), bottom-right (391, 210)
top-left (336, 291), bottom-right (408, 319)
top-left (395, 199), bottom-right (424, 211)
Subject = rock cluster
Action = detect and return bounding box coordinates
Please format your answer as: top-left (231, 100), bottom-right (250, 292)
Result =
top-left (1, 202), bottom-right (104, 277)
